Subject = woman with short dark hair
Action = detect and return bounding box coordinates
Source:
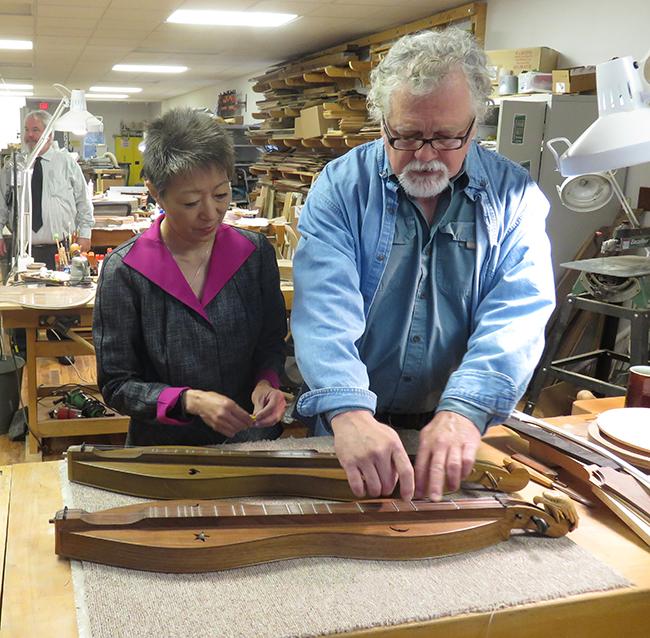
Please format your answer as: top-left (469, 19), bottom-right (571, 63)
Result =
top-left (93, 108), bottom-right (286, 445)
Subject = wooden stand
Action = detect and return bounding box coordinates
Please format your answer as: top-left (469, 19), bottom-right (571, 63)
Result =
top-left (0, 290), bottom-right (129, 459)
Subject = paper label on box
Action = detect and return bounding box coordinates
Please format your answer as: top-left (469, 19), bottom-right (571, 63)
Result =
top-left (556, 82), bottom-right (567, 94)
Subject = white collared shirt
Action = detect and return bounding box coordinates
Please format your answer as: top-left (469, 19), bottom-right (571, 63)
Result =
top-left (0, 145), bottom-right (94, 244)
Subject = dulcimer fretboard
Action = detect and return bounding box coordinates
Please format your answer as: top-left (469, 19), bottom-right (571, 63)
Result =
top-left (61, 496), bottom-right (523, 529)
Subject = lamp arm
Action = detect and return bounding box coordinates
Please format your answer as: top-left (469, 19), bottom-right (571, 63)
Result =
top-left (606, 170), bottom-right (640, 228)
top-left (546, 137), bottom-right (572, 171)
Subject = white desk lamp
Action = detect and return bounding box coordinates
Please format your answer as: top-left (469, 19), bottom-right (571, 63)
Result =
top-left (545, 53), bottom-right (650, 291)
top-left (12, 85), bottom-right (102, 273)
top-left (547, 54), bottom-right (650, 229)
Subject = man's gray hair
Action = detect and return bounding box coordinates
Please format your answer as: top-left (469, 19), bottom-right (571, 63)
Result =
top-left (24, 109), bottom-right (53, 127)
top-left (143, 108), bottom-right (235, 194)
top-left (367, 27), bottom-right (492, 123)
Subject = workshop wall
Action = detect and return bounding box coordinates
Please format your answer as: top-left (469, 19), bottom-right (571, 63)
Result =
top-left (161, 74), bottom-right (261, 125)
top-left (162, 0), bottom-right (650, 204)
top-left (485, 0), bottom-right (650, 206)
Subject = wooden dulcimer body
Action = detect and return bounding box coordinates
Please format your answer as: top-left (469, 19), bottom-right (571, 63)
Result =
top-left (66, 444), bottom-right (529, 500)
top-left (52, 493), bottom-right (576, 573)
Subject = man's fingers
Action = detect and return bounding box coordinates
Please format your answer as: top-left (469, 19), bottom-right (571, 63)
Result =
top-left (392, 448), bottom-right (415, 501)
top-left (444, 446), bottom-right (463, 493)
top-left (413, 446), bottom-right (432, 500)
top-left (358, 461), bottom-right (382, 498)
top-left (343, 465), bottom-right (367, 498)
top-left (427, 448), bottom-right (449, 502)
top-left (461, 440), bottom-right (480, 479)
top-left (373, 448), bottom-right (398, 496)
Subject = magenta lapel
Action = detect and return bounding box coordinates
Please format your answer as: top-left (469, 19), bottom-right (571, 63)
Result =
top-left (123, 216), bottom-right (255, 321)
top-left (201, 224), bottom-right (255, 306)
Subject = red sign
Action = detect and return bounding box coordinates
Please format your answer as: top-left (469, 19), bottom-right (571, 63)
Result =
top-left (38, 102), bottom-right (49, 110)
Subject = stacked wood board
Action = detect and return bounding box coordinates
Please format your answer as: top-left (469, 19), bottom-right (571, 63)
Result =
top-left (248, 2), bottom-right (486, 215)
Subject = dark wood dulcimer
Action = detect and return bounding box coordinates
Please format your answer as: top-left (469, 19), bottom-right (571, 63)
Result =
top-left (66, 443), bottom-right (530, 500)
top-left (51, 492), bottom-right (577, 573)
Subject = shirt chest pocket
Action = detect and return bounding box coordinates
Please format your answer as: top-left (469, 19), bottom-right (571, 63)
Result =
top-left (435, 221), bottom-right (476, 297)
top-left (392, 213), bottom-right (416, 245)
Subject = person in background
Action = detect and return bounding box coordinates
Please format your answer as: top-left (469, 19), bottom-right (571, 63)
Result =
top-left (94, 108), bottom-right (287, 446)
top-left (0, 109), bottom-right (94, 268)
top-left (291, 27), bottom-right (555, 502)
top-left (0, 110), bottom-right (94, 365)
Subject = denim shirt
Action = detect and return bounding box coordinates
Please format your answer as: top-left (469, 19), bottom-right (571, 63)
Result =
top-left (292, 139), bottom-right (555, 433)
top-left (355, 167), bottom-right (491, 430)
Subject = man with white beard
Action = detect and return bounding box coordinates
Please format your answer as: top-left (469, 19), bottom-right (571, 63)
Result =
top-left (291, 28), bottom-right (555, 503)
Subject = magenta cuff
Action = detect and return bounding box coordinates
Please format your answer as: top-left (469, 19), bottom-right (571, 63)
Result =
top-left (157, 386), bottom-right (192, 425)
top-left (254, 369), bottom-right (281, 390)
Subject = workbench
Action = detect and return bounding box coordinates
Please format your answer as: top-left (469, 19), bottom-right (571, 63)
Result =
top-left (0, 411), bottom-right (648, 637)
top-left (0, 287), bottom-right (129, 459)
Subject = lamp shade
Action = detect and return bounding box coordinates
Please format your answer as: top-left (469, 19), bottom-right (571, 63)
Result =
top-left (557, 173), bottom-right (614, 212)
top-left (558, 57), bottom-right (650, 176)
top-left (54, 89), bottom-right (103, 135)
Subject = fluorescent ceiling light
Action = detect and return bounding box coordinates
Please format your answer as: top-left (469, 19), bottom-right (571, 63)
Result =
top-left (0, 90), bottom-right (33, 97)
top-left (113, 64), bottom-right (187, 74)
top-left (0, 82), bottom-right (33, 90)
top-left (90, 86), bottom-right (142, 93)
top-left (0, 39), bottom-right (32, 50)
top-left (167, 10), bottom-right (297, 27)
top-left (86, 93), bottom-right (129, 100)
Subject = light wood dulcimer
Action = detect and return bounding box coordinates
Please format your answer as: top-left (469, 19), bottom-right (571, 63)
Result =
top-left (66, 443), bottom-right (530, 500)
top-left (51, 492), bottom-right (577, 573)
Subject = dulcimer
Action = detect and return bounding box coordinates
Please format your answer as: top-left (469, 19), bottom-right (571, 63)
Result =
top-left (66, 443), bottom-right (530, 500)
top-left (51, 492), bottom-right (577, 573)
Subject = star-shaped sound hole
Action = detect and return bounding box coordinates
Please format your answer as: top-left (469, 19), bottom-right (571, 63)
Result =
top-left (194, 531), bottom-right (209, 542)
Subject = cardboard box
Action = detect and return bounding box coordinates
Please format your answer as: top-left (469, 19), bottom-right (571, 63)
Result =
top-left (552, 66), bottom-right (597, 94)
top-left (294, 105), bottom-right (328, 139)
top-left (486, 47), bottom-right (559, 77)
top-left (518, 71), bottom-right (552, 93)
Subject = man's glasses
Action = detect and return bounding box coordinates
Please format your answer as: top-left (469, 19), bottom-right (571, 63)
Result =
top-left (382, 116), bottom-right (476, 151)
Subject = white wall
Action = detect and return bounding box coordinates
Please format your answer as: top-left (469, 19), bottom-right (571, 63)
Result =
top-left (161, 74), bottom-right (262, 126)
top-left (485, 0), bottom-right (650, 205)
top-left (0, 97), bottom-right (25, 151)
top-left (162, 1), bottom-right (650, 202)
top-left (85, 101), bottom-right (162, 153)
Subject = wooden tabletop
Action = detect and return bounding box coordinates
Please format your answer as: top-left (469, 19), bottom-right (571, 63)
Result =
top-left (0, 277), bottom-right (293, 313)
top-left (0, 416), bottom-right (648, 637)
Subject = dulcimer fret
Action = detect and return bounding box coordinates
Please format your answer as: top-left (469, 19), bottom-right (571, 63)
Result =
top-left (61, 496), bottom-right (517, 530)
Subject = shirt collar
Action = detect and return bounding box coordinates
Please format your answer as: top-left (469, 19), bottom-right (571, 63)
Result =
top-left (38, 146), bottom-right (57, 162)
top-left (122, 215), bottom-right (255, 322)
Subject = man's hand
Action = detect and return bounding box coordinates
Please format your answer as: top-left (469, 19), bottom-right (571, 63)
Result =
top-left (0, 238), bottom-right (6, 257)
top-left (414, 411), bottom-right (481, 502)
top-left (251, 380), bottom-right (286, 427)
top-left (331, 410), bottom-right (414, 501)
top-left (78, 237), bottom-right (91, 253)
top-left (183, 389), bottom-right (253, 438)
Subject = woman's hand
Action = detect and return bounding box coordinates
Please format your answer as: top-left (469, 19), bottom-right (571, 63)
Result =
top-left (251, 381), bottom-right (286, 427)
top-left (183, 389), bottom-right (253, 437)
